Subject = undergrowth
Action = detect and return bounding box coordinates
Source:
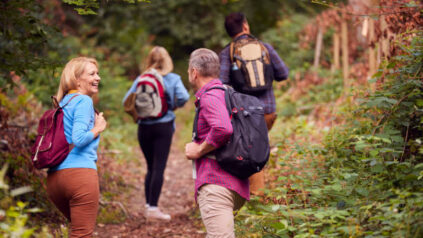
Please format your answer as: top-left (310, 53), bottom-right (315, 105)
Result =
top-left (236, 33), bottom-right (423, 237)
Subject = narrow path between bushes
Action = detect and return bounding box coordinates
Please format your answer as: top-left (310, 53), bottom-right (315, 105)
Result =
top-left (94, 131), bottom-right (204, 237)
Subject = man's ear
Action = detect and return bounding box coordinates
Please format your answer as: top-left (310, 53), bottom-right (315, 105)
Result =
top-left (243, 22), bottom-right (250, 34)
top-left (192, 68), bottom-right (198, 79)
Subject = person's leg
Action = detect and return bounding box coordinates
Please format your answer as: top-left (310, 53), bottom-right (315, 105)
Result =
top-left (249, 170), bottom-right (265, 195)
top-left (138, 124), bottom-right (155, 205)
top-left (264, 112), bottom-right (277, 131)
top-left (148, 121), bottom-right (174, 207)
top-left (249, 112), bottom-right (277, 195)
top-left (67, 168), bottom-right (99, 238)
top-left (198, 184), bottom-right (242, 238)
top-left (47, 170), bottom-right (71, 220)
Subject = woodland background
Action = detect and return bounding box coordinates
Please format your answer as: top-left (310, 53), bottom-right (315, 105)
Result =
top-left (0, 0), bottom-right (422, 237)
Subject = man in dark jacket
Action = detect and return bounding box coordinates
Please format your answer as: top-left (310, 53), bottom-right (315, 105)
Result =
top-left (219, 12), bottom-right (289, 195)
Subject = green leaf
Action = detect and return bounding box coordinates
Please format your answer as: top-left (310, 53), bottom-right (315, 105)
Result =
top-left (314, 212), bottom-right (325, 219)
top-left (10, 186), bottom-right (33, 197)
top-left (371, 164), bottom-right (385, 173)
top-left (416, 99), bottom-right (423, 107)
top-left (270, 220), bottom-right (287, 230)
top-left (272, 205), bottom-right (281, 212)
top-left (355, 187), bottom-right (369, 197)
top-left (369, 150), bottom-right (379, 157)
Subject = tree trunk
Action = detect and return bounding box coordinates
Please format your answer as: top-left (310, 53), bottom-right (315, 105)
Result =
top-left (313, 27), bottom-right (324, 70)
top-left (380, 15), bottom-right (389, 59)
top-left (332, 32), bottom-right (340, 72)
top-left (341, 19), bottom-right (349, 86)
top-left (368, 18), bottom-right (377, 78)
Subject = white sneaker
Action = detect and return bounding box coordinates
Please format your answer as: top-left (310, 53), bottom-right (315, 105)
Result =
top-left (143, 204), bottom-right (150, 216)
top-left (146, 207), bottom-right (171, 221)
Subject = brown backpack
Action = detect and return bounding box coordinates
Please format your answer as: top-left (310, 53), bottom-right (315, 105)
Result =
top-left (229, 34), bottom-right (274, 94)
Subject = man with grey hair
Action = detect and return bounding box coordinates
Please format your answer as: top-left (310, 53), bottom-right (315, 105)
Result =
top-left (185, 48), bottom-right (249, 237)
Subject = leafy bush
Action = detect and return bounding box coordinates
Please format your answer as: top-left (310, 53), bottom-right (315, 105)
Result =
top-left (0, 164), bottom-right (52, 238)
top-left (261, 14), bottom-right (315, 72)
top-left (237, 33), bottom-right (423, 237)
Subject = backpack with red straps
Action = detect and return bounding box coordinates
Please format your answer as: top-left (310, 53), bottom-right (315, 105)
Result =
top-left (31, 95), bottom-right (77, 169)
top-left (193, 85), bottom-right (270, 179)
top-left (124, 69), bottom-right (169, 121)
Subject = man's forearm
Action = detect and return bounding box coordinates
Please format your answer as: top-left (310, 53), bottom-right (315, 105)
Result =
top-left (185, 141), bottom-right (217, 160)
top-left (198, 141), bottom-right (216, 158)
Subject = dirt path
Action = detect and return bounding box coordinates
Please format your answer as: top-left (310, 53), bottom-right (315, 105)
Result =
top-left (94, 137), bottom-right (205, 237)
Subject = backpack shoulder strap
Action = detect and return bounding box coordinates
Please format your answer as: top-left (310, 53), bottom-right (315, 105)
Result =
top-left (63, 95), bottom-right (79, 108)
top-left (52, 94), bottom-right (79, 109)
top-left (140, 69), bottom-right (166, 93)
top-left (205, 86), bottom-right (225, 93)
top-left (192, 86), bottom-right (227, 141)
top-left (229, 41), bottom-right (235, 63)
top-left (230, 34), bottom-right (247, 63)
top-left (258, 41), bottom-right (271, 64)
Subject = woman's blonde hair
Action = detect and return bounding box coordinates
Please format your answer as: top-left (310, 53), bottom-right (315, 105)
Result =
top-left (142, 46), bottom-right (173, 76)
top-left (56, 57), bottom-right (98, 102)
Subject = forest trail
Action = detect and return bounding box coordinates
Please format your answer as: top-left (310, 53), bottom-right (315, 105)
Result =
top-left (94, 127), bottom-right (205, 238)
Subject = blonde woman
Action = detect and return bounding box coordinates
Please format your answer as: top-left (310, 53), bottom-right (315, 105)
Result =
top-left (47, 57), bottom-right (107, 237)
top-left (123, 46), bottom-right (189, 220)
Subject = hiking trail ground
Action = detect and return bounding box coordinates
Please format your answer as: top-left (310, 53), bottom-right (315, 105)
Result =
top-left (93, 131), bottom-right (205, 238)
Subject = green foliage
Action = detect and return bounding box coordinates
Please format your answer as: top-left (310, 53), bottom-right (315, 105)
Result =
top-left (261, 14), bottom-right (315, 71)
top-left (63, 0), bottom-right (153, 15)
top-left (0, 0), bottom-right (70, 92)
top-left (0, 165), bottom-right (51, 238)
top-left (0, 89), bottom-right (65, 234)
top-left (78, 3), bottom-right (151, 76)
top-left (97, 205), bottom-right (126, 224)
top-left (63, 0), bottom-right (99, 15)
top-left (238, 33), bottom-right (423, 237)
top-left (173, 98), bottom-right (196, 149)
top-left (125, 0), bottom-right (326, 77)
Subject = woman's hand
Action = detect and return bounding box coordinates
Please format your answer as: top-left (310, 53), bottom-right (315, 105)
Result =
top-left (91, 112), bottom-right (107, 138)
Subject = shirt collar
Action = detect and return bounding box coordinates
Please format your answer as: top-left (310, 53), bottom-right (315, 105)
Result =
top-left (233, 33), bottom-right (250, 41)
top-left (194, 79), bottom-right (222, 106)
top-left (68, 89), bottom-right (78, 94)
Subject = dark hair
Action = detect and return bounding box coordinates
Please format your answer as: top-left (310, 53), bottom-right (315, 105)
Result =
top-left (224, 12), bottom-right (246, 37)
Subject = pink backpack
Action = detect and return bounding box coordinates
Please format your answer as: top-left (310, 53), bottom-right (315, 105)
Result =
top-left (31, 95), bottom-right (78, 169)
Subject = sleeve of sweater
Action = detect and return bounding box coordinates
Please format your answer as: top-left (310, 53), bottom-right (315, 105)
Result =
top-left (219, 46), bottom-right (231, 85)
top-left (264, 43), bottom-right (289, 81)
top-left (72, 96), bottom-right (95, 147)
top-left (173, 75), bottom-right (190, 108)
top-left (122, 77), bottom-right (139, 105)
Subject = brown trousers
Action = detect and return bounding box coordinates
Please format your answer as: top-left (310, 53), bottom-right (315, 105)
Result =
top-left (47, 168), bottom-right (99, 238)
top-left (249, 112), bottom-right (277, 195)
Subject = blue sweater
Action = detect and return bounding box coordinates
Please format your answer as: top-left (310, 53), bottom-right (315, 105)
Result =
top-left (122, 72), bottom-right (190, 125)
top-left (49, 94), bottom-right (100, 171)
